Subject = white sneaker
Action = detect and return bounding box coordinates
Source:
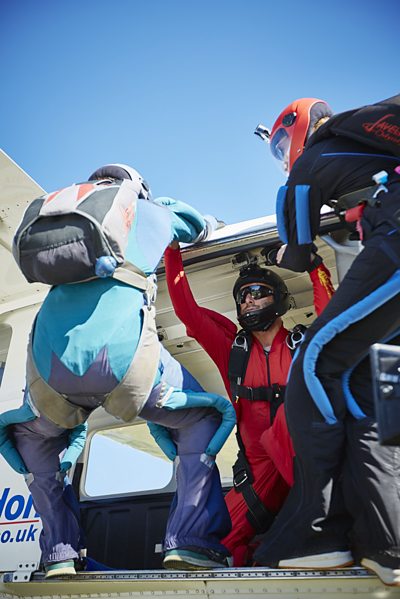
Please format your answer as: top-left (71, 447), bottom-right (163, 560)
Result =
top-left (361, 556), bottom-right (400, 586)
top-left (279, 550), bottom-right (354, 569)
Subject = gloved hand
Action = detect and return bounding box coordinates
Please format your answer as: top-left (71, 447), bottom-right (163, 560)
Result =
top-left (147, 422), bottom-right (177, 461)
top-left (153, 197), bottom-right (177, 208)
top-left (60, 423), bottom-right (88, 473)
top-left (0, 437), bottom-right (29, 474)
top-left (192, 214), bottom-right (219, 243)
top-left (160, 389), bottom-right (236, 456)
top-left (0, 402), bottom-right (36, 474)
top-left (153, 196), bottom-right (206, 244)
top-left (276, 243), bottom-right (319, 273)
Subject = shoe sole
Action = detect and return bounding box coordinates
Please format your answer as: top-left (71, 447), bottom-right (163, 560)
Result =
top-left (279, 551), bottom-right (354, 569)
top-left (163, 558), bottom-right (210, 571)
top-left (163, 556), bottom-right (225, 570)
top-left (361, 558), bottom-right (400, 587)
top-left (45, 566), bottom-right (76, 578)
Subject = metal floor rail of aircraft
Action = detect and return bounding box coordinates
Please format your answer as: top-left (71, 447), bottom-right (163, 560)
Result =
top-left (2, 567), bottom-right (400, 598)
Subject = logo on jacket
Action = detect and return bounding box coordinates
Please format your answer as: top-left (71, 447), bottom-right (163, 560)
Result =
top-left (362, 114), bottom-right (400, 147)
top-left (317, 270), bottom-right (334, 299)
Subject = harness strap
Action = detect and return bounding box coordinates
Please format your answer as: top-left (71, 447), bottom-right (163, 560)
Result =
top-left (229, 330), bottom-right (289, 422)
top-left (228, 328), bottom-right (303, 533)
top-left (26, 330), bottom-right (91, 429)
top-left (27, 306), bottom-right (160, 429)
top-left (77, 261), bottom-right (158, 305)
top-left (102, 305), bottom-right (160, 421)
top-left (232, 382), bottom-right (284, 401)
top-left (228, 330), bottom-right (252, 397)
top-left (113, 262), bottom-right (158, 305)
top-left (232, 431), bottom-right (275, 533)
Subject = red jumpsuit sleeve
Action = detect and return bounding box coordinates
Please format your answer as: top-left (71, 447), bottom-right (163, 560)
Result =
top-left (309, 262), bottom-right (335, 316)
top-left (164, 246), bottom-right (237, 391)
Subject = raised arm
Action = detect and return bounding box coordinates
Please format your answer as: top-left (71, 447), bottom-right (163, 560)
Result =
top-left (164, 246), bottom-right (237, 390)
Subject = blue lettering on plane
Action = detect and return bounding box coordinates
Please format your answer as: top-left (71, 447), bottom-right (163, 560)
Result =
top-left (0, 524), bottom-right (38, 544)
top-left (0, 488), bottom-right (40, 545)
top-left (0, 488), bottom-right (40, 521)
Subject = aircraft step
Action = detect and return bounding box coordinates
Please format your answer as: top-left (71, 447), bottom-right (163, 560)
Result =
top-left (2, 567), bottom-right (400, 598)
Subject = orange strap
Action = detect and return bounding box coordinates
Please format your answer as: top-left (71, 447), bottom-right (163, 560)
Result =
top-left (344, 203), bottom-right (366, 223)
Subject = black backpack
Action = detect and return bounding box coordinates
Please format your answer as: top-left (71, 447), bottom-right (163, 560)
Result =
top-left (309, 94), bottom-right (400, 157)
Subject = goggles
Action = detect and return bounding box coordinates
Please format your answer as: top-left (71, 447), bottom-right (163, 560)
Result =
top-left (236, 284), bottom-right (274, 305)
top-left (270, 113), bottom-right (297, 174)
top-left (270, 128), bottom-right (290, 162)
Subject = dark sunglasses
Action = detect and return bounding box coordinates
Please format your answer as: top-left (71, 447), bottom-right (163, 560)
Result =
top-left (237, 285), bottom-right (274, 304)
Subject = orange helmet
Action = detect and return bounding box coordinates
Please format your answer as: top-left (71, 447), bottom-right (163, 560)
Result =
top-left (269, 98), bottom-right (333, 173)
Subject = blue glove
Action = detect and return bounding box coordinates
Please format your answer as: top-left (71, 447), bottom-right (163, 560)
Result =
top-left (161, 390), bottom-right (236, 456)
top-left (153, 197), bottom-right (177, 208)
top-left (0, 402), bottom-right (36, 474)
top-left (147, 422), bottom-right (177, 461)
top-left (60, 423), bottom-right (88, 473)
top-left (153, 197), bottom-right (206, 244)
top-left (0, 438), bottom-right (29, 474)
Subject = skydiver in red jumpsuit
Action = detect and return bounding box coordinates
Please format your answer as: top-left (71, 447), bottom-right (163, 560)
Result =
top-left (164, 239), bottom-right (334, 565)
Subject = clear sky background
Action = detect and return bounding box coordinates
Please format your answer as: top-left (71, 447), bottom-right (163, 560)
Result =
top-left (1, 0), bottom-right (398, 224)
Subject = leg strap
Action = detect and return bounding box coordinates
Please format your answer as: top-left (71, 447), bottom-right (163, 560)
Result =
top-left (232, 436), bottom-right (275, 533)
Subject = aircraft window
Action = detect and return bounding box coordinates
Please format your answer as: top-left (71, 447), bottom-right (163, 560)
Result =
top-left (0, 324), bottom-right (12, 388)
top-left (84, 422), bottom-right (174, 497)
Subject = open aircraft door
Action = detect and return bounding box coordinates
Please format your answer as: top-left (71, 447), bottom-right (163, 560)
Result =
top-left (1, 149), bottom-right (399, 598)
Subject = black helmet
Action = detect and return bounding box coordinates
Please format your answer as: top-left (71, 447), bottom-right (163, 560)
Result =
top-left (233, 264), bottom-right (290, 331)
top-left (88, 163), bottom-right (152, 200)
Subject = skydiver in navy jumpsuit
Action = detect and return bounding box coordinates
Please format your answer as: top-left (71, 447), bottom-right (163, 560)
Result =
top-left (253, 97), bottom-right (400, 587)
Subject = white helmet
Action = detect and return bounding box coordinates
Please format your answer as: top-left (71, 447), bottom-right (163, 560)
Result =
top-left (88, 163), bottom-right (152, 200)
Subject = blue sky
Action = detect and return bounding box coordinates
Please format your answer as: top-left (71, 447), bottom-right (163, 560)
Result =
top-left (1, 0), bottom-right (398, 224)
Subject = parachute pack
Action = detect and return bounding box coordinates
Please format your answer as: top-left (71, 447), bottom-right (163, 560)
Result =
top-left (310, 94), bottom-right (400, 158)
top-left (13, 177), bottom-right (148, 288)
